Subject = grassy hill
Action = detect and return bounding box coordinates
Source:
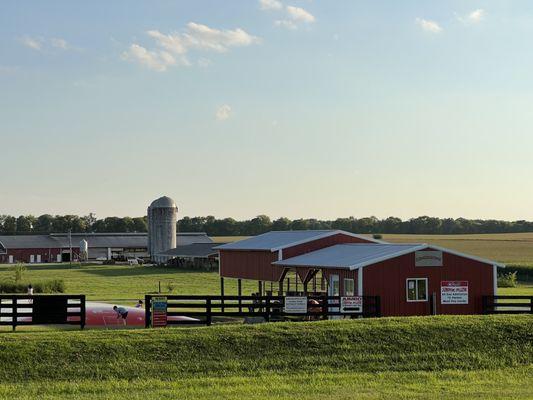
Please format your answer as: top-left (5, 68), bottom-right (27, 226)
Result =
top-left (0, 315), bottom-right (531, 399)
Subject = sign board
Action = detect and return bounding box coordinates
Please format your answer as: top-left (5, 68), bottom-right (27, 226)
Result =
top-left (151, 296), bottom-right (168, 327)
top-left (415, 251), bottom-right (443, 267)
top-left (441, 281), bottom-right (468, 304)
top-left (284, 296), bottom-right (307, 314)
top-left (341, 296), bottom-right (363, 314)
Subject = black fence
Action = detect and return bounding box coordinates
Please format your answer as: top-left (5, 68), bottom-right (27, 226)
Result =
top-left (482, 295), bottom-right (533, 314)
top-left (0, 295), bottom-right (86, 330)
top-left (145, 294), bottom-right (381, 327)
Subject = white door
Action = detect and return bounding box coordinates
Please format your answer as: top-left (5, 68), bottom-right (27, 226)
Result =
top-left (36, 254), bottom-right (41, 263)
top-left (57, 254), bottom-right (62, 263)
top-left (8, 255), bottom-right (13, 263)
top-left (30, 255), bottom-right (35, 263)
top-left (328, 274), bottom-right (340, 318)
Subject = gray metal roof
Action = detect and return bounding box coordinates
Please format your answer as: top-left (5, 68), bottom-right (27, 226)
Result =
top-left (273, 244), bottom-right (427, 270)
top-left (214, 230), bottom-right (380, 252)
top-left (0, 241), bottom-right (5, 254)
top-left (149, 196), bottom-right (177, 209)
top-left (158, 243), bottom-right (226, 258)
top-left (0, 232), bottom-right (212, 249)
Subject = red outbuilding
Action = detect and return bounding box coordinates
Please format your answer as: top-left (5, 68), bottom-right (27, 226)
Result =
top-left (216, 230), bottom-right (504, 317)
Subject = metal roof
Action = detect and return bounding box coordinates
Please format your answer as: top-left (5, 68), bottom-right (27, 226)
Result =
top-left (158, 243), bottom-right (226, 258)
top-left (0, 241), bottom-right (5, 255)
top-left (149, 196), bottom-right (177, 209)
top-left (214, 230), bottom-right (381, 252)
top-left (273, 243), bottom-right (505, 270)
top-left (273, 244), bottom-right (425, 269)
top-left (0, 232), bottom-right (212, 249)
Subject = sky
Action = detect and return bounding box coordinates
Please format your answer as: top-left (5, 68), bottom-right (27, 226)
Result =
top-left (1, 1), bottom-right (533, 221)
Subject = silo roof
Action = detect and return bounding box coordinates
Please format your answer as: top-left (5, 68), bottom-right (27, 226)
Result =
top-left (149, 196), bottom-right (177, 209)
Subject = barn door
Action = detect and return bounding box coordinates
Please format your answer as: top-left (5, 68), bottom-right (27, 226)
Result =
top-left (328, 274), bottom-right (340, 319)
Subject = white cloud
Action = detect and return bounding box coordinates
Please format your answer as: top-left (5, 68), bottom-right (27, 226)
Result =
top-left (416, 18), bottom-right (442, 33)
top-left (286, 6), bottom-right (315, 23)
top-left (274, 20), bottom-right (297, 30)
top-left (259, 0), bottom-right (283, 11)
top-left (125, 22), bottom-right (259, 71)
top-left (458, 9), bottom-right (486, 25)
top-left (216, 105), bottom-right (232, 121)
top-left (50, 38), bottom-right (69, 49)
top-left (20, 36), bottom-right (43, 50)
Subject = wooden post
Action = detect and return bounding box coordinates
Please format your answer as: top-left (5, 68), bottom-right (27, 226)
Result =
top-left (220, 277), bottom-right (225, 312)
top-left (206, 298), bottom-right (212, 326)
top-left (278, 280), bottom-right (283, 296)
top-left (80, 295), bottom-right (86, 330)
top-left (287, 277), bottom-right (290, 293)
top-left (295, 274), bottom-right (299, 292)
top-left (145, 295), bottom-right (151, 328)
top-left (238, 279), bottom-right (242, 313)
top-left (313, 274), bottom-right (317, 294)
top-left (258, 281), bottom-right (262, 296)
top-left (12, 296), bottom-right (17, 331)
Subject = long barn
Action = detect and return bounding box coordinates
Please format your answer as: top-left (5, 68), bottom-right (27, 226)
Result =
top-left (216, 230), bottom-right (504, 317)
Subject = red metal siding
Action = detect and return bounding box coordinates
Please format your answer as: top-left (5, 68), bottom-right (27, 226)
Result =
top-left (322, 269), bottom-right (358, 295)
top-left (282, 233), bottom-right (374, 259)
top-left (362, 250), bottom-right (494, 316)
top-left (219, 250), bottom-right (285, 282)
top-left (0, 248), bottom-right (82, 263)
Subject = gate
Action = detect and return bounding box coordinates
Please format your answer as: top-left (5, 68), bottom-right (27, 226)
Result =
top-left (145, 294), bottom-right (381, 327)
top-left (0, 295), bottom-right (86, 330)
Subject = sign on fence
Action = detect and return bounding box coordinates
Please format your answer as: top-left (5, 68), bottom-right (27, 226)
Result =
top-left (441, 281), bottom-right (468, 304)
top-left (340, 296), bottom-right (363, 313)
top-left (151, 296), bottom-right (168, 327)
top-left (284, 296), bottom-right (307, 314)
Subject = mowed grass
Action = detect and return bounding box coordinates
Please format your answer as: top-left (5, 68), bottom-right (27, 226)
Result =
top-left (0, 263), bottom-right (258, 303)
top-left (0, 315), bottom-right (531, 399)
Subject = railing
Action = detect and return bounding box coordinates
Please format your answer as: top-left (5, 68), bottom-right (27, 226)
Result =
top-left (145, 295), bottom-right (381, 327)
top-left (0, 294), bottom-right (86, 331)
top-left (482, 295), bottom-right (533, 314)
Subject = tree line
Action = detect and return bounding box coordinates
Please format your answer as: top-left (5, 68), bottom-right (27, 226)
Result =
top-left (1, 214), bottom-right (533, 236)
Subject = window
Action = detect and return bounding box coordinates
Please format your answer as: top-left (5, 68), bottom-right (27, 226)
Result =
top-left (406, 278), bottom-right (428, 302)
top-left (344, 278), bottom-right (355, 296)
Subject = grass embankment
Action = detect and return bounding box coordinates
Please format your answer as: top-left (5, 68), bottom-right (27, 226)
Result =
top-left (0, 315), bottom-right (531, 399)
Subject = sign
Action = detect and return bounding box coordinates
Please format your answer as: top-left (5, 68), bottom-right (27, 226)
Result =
top-left (151, 296), bottom-right (168, 327)
top-left (441, 281), bottom-right (468, 304)
top-left (341, 296), bottom-right (363, 314)
top-left (415, 251), bottom-right (443, 267)
top-left (284, 296), bottom-right (307, 314)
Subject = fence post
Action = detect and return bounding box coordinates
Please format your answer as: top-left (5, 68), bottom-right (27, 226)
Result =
top-left (482, 296), bottom-right (488, 315)
top-left (375, 296), bottom-right (381, 318)
top-left (530, 297), bottom-right (533, 314)
top-left (206, 298), bottom-right (212, 326)
top-left (322, 296), bottom-right (328, 320)
top-left (12, 296), bottom-right (17, 331)
top-left (80, 295), bottom-right (86, 330)
top-left (145, 295), bottom-right (151, 328)
top-left (265, 297), bottom-right (270, 322)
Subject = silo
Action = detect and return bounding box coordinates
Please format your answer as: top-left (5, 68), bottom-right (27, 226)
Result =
top-left (79, 239), bottom-right (89, 261)
top-left (147, 196), bottom-right (178, 264)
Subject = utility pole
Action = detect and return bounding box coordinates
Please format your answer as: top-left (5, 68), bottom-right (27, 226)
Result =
top-left (69, 229), bottom-right (72, 267)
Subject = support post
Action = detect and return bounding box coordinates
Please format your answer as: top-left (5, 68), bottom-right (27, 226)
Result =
top-left (206, 298), bottom-right (212, 326)
top-left (258, 281), bottom-right (262, 296)
top-left (278, 279), bottom-right (283, 296)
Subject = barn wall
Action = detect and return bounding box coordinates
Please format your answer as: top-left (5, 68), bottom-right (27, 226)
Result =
top-left (362, 249), bottom-right (494, 316)
top-left (219, 250), bottom-right (285, 282)
top-left (322, 269), bottom-right (358, 295)
top-left (282, 233), bottom-right (375, 259)
top-left (0, 248), bottom-right (67, 263)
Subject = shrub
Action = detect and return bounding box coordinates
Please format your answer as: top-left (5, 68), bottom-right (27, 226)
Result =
top-left (0, 279), bottom-right (65, 294)
top-left (504, 264), bottom-right (533, 282)
top-left (373, 234), bottom-right (383, 240)
top-left (498, 271), bottom-right (517, 288)
top-left (10, 263), bottom-right (26, 283)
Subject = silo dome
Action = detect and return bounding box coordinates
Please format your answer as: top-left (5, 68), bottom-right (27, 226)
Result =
top-left (147, 196), bottom-right (178, 264)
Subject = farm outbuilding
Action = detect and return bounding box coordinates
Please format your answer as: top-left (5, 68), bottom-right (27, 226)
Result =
top-left (216, 230), bottom-right (504, 317)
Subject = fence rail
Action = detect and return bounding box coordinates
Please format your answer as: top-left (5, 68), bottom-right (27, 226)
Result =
top-left (0, 294), bottom-right (86, 330)
top-left (145, 294), bottom-right (381, 327)
top-left (482, 295), bottom-right (533, 314)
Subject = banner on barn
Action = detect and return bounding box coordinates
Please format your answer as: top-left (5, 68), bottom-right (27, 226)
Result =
top-left (341, 296), bottom-right (363, 313)
top-left (441, 281), bottom-right (468, 304)
top-left (284, 296), bottom-right (307, 314)
top-left (415, 251), bottom-right (443, 267)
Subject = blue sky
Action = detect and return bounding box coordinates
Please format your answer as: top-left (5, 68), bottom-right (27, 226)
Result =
top-left (1, 1), bottom-right (533, 220)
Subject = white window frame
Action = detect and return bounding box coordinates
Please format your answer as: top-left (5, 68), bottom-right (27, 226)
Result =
top-left (406, 278), bottom-right (428, 302)
top-left (344, 278), bottom-right (355, 296)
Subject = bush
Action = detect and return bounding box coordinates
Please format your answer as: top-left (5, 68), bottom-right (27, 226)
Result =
top-left (498, 271), bottom-right (518, 288)
top-left (505, 264), bottom-right (533, 282)
top-left (373, 234), bottom-right (383, 240)
top-left (0, 279), bottom-right (65, 294)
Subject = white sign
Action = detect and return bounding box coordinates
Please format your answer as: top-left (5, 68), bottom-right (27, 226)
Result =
top-left (341, 296), bottom-right (363, 313)
top-left (415, 251), bottom-right (443, 267)
top-left (284, 296), bottom-right (307, 314)
top-left (441, 281), bottom-right (468, 304)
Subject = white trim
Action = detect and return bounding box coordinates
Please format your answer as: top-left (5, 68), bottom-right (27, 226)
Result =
top-left (357, 267), bottom-right (363, 296)
top-left (346, 244), bottom-right (428, 270)
top-left (493, 265), bottom-right (498, 296)
top-left (424, 244), bottom-right (505, 268)
top-left (406, 278), bottom-right (428, 302)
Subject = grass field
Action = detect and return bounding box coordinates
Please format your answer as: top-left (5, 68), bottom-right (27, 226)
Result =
top-left (0, 315), bottom-right (531, 399)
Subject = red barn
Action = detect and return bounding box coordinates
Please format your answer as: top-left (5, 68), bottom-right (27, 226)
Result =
top-left (216, 230), bottom-right (504, 317)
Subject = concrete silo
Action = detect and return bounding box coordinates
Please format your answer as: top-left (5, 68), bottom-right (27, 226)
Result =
top-left (147, 196), bottom-right (178, 264)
